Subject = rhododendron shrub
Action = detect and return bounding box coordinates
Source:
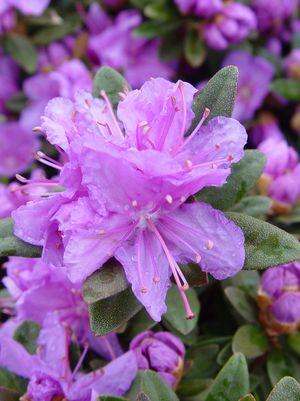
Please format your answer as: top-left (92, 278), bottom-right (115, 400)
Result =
top-left (1, 1), bottom-right (300, 400)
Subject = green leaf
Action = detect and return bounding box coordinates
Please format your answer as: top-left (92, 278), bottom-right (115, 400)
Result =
top-left (32, 15), bottom-right (80, 45)
top-left (99, 397), bottom-right (128, 401)
top-left (178, 378), bottom-right (213, 397)
top-left (134, 20), bottom-right (181, 39)
top-left (225, 212), bottom-right (300, 270)
top-left (275, 205), bottom-right (300, 225)
top-left (5, 92), bottom-right (27, 113)
top-left (224, 287), bottom-right (257, 323)
top-left (92, 66), bottom-right (131, 107)
top-left (271, 79), bottom-right (300, 102)
top-left (13, 321), bottom-right (41, 355)
top-left (0, 387), bottom-right (19, 401)
top-left (162, 284), bottom-right (200, 335)
top-left (184, 28), bottom-right (206, 68)
top-left (144, 2), bottom-right (178, 21)
top-left (180, 263), bottom-right (208, 287)
top-left (197, 150), bottom-right (266, 211)
top-left (267, 350), bottom-right (300, 386)
top-left (205, 353), bottom-right (250, 401)
top-left (232, 325), bottom-right (268, 359)
top-left (190, 66), bottom-right (238, 132)
top-left (0, 218), bottom-right (41, 258)
top-left (288, 332), bottom-right (300, 357)
top-left (4, 34), bottom-right (37, 73)
top-left (127, 370), bottom-right (179, 401)
top-left (239, 395), bottom-right (256, 401)
top-left (224, 271), bottom-right (260, 298)
top-left (231, 196), bottom-right (271, 217)
top-left (217, 343), bottom-right (232, 366)
top-left (0, 369), bottom-right (27, 394)
top-left (186, 345), bottom-right (220, 380)
top-left (266, 377), bottom-right (300, 401)
top-left (125, 308), bottom-right (156, 340)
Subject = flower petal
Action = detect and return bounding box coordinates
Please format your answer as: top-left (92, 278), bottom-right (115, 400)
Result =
top-left (115, 228), bottom-right (171, 321)
top-left (157, 202), bottom-right (245, 280)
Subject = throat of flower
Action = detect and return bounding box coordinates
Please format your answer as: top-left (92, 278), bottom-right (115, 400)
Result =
top-left (147, 219), bottom-right (195, 320)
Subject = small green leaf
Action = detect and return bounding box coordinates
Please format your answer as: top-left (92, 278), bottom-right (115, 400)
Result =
top-left (127, 370), bottom-right (179, 401)
top-left (288, 332), bottom-right (300, 357)
top-left (239, 395), bottom-right (256, 401)
top-left (0, 369), bottom-right (27, 394)
top-left (231, 196), bottom-right (271, 217)
top-left (217, 343), bottom-right (232, 366)
top-left (224, 287), bottom-right (257, 323)
top-left (125, 308), bottom-right (156, 340)
top-left (186, 345), bottom-right (220, 380)
top-left (224, 271), bottom-right (260, 298)
top-left (134, 20), bottom-right (181, 39)
top-left (267, 350), bottom-right (300, 386)
top-left (266, 377), bottom-right (300, 401)
top-left (32, 15), bottom-right (80, 45)
top-left (177, 378), bottom-right (213, 397)
top-left (144, 2), bottom-right (178, 21)
top-left (92, 66), bottom-right (131, 106)
top-left (4, 34), bottom-right (37, 73)
top-left (271, 79), bottom-right (300, 102)
top-left (0, 218), bottom-right (41, 258)
top-left (232, 325), bottom-right (268, 359)
top-left (99, 397), bottom-right (128, 401)
top-left (225, 212), bottom-right (300, 270)
top-left (197, 150), bottom-right (266, 211)
top-left (180, 263), bottom-right (208, 287)
top-left (5, 92), bottom-right (27, 113)
top-left (190, 65), bottom-right (238, 132)
top-left (0, 387), bottom-right (19, 401)
top-left (205, 353), bottom-right (250, 401)
top-left (162, 284), bottom-right (200, 335)
top-left (88, 288), bottom-right (142, 336)
top-left (13, 321), bottom-right (41, 355)
top-left (184, 28), bottom-right (206, 68)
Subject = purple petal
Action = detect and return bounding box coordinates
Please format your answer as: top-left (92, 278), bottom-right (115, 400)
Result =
top-left (157, 202), bottom-right (245, 280)
top-left (271, 292), bottom-right (300, 324)
top-left (115, 228), bottom-right (171, 321)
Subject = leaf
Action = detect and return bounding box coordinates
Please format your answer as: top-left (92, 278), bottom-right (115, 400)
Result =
top-left (162, 284), bottom-right (200, 335)
top-left (224, 271), bottom-right (260, 298)
top-left (190, 66), bottom-right (238, 132)
top-left (13, 321), bottom-right (41, 355)
top-left (144, 2), bottom-right (178, 21)
top-left (5, 92), bottom-right (27, 113)
top-left (0, 218), bottom-right (41, 258)
top-left (197, 150), bottom-right (266, 211)
top-left (88, 288), bottom-right (142, 336)
top-left (125, 308), bottom-right (156, 340)
top-left (92, 66), bottom-right (131, 107)
top-left (185, 345), bottom-right (220, 380)
top-left (217, 343), bottom-right (232, 366)
top-left (0, 387), bottom-right (19, 401)
top-left (184, 28), bottom-right (206, 68)
top-left (232, 325), bottom-right (269, 359)
top-left (288, 332), bottom-right (300, 357)
top-left (231, 196), bottom-right (271, 217)
top-left (0, 369), bottom-right (27, 394)
top-left (239, 395), bottom-right (256, 401)
top-left (271, 79), bottom-right (300, 102)
top-left (267, 350), bottom-right (300, 386)
top-left (4, 34), bottom-right (37, 73)
top-left (32, 15), bottom-right (80, 45)
top-left (266, 377), bottom-right (300, 401)
top-left (127, 370), bottom-right (179, 401)
top-left (177, 378), bottom-right (213, 397)
top-left (224, 287), bottom-right (257, 323)
top-left (99, 397), bottom-right (128, 401)
top-left (180, 263), bottom-right (209, 287)
top-left (205, 353), bottom-right (250, 401)
top-left (225, 212), bottom-right (300, 270)
top-left (134, 20), bottom-right (181, 39)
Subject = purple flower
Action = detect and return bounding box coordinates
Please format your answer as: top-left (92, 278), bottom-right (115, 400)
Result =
top-left (0, 122), bottom-right (38, 177)
top-left (0, 53), bottom-right (20, 115)
top-left (87, 7), bottom-right (174, 88)
top-left (249, 113), bottom-right (283, 147)
top-left (38, 38), bottom-right (74, 72)
top-left (258, 137), bottom-right (300, 206)
top-left (222, 51), bottom-right (274, 122)
top-left (20, 59), bottom-right (92, 132)
top-left (10, 0), bottom-right (51, 16)
top-left (0, 314), bottom-right (137, 400)
top-left (13, 77), bottom-right (247, 322)
top-left (3, 256), bottom-right (123, 360)
top-left (284, 49), bottom-right (300, 79)
top-left (258, 262), bottom-right (300, 333)
top-left (203, 2), bottom-right (257, 50)
top-left (0, 6), bottom-right (15, 34)
top-left (252, 0), bottom-right (298, 34)
top-left (130, 331), bottom-right (185, 388)
top-left (175, 0), bottom-right (222, 18)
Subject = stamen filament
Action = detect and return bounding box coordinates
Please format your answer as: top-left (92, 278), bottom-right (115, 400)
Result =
top-left (69, 343), bottom-right (89, 383)
top-left (34, 153), bottom-right (62, 171)
top-left (100, 90), bottom-right (124, 139)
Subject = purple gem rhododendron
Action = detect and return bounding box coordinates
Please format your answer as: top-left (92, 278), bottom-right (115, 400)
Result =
top-left (12, 77), bottom-right (247, 322)
top-left (258, 261), bottom-right (300, 334)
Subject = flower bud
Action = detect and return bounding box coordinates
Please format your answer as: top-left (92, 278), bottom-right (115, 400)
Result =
top-left (284, 49), bottom-right (300, 80)
top-left (257, 262), bottom-right (300, 335)
top-left (130, 331), bottom-right (185, 388)
top-left (26, 372), bottom-right (64, 401)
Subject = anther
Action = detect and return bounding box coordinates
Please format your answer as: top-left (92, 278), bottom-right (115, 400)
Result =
top-left (215, 143), bottom-right (221, 149)
top-left (132, 200), bottom-right (138, 207)
top-left (185, 159), bottom-right (192, 170)
top-left (33, 126), bottom-right (42, 133)
top-left (211, 163), bottom-right (217, 170)
top-left (153, 277), bottom-right (160, 283)
top-left (227, 154), bottom-right (234, 161)
top-left (206, 240), bottom-right (214, 250)
top-left (165, 194), bottom-right (173, 204)
top-left (140, 287), bottom-right (148, 294)
top-left (180, 196), bottom-right (186, 203)
top-left (195, 254), bottom-right (201, 263)
top-left (118, 92), bottom-right (126, 100)
top-left (98, 229), bottom-right (105, 235)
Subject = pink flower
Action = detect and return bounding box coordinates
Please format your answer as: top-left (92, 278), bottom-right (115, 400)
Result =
top-left (13, 77), bottom-right (247, 321)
